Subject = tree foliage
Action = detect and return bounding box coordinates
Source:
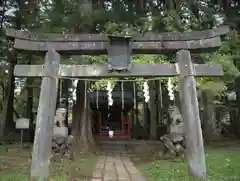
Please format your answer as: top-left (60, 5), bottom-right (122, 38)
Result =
top-left (1, 0), bottom-right (240, 134)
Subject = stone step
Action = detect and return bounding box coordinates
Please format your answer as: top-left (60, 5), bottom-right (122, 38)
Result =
top-left (102, 151), bottom-right (131, 155)
top-left (100, 145), bottom-right (127, 149)
top-left (100, 146), bottom-right (127, 150)
top-left (98, 142), bottom-right (132, 155)
top-left (92, 155), bottom-right (146, 181)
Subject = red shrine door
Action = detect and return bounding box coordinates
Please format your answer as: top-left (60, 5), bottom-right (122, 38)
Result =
top-left (121, 111), bottom-right (132, 136)
top-left (95, 109), bottom-right (132, 140)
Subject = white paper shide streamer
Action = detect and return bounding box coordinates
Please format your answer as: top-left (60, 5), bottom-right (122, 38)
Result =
top-left (143, 81), bottom-right (150, 103)
top-left (167, 78), bottom-right (174, 101)
top-left (107, 81), bottom-right (113, 106)
top-left (108, 130), bottom-right (114, 138)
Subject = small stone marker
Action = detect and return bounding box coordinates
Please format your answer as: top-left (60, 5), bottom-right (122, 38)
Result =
top-left (15, 118), bottom-right (30, 150)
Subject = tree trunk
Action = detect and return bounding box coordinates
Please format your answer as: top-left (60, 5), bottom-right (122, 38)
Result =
top-left (0, 50), bottom-right (16, 140)
top-left (188, 0), bottom-right (199, 19)
top-left (70, 0), bottom-right (95, 157)
top-left (230, 110), bottom-right (238, 137)
top-left (156, 80), bottom-right (163, 125)
top-left (143, 101), bottom-right (148, 128)
top-left (71, 80), bottom-right (95, 157)
top-left (166, 0), bottom-right (175, 11)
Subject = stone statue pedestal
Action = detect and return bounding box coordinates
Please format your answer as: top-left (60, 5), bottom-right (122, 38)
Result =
top-left (53, 126), bottom-right (68, 137)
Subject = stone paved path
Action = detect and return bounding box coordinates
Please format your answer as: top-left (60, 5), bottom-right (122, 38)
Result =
top-left (92, 154), bottom-right (145, 181)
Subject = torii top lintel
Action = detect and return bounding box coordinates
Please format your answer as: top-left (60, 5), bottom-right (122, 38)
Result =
top-left (5, 26), bottom-right (229, 55)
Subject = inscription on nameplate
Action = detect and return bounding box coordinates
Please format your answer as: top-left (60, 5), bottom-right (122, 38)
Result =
top-left (107, 35), bottom-right (132, 72)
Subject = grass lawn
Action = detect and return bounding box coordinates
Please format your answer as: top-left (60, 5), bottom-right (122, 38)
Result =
top-left (0, 143), bottom-right (97, 181)
top-left (137, 141), bottom-right (240, 181)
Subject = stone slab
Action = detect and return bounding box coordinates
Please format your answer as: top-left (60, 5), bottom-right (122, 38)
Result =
top-left (118, 176), bottom-right (130, 180)
top-left (93, 154), bottom-right (146, 181)
top-left (93, 168), bottom-right (102, 178)
top-left (98, 156), bottom-right (106, 162)
top-left (121, 157), bottom-right (131, 163)
top-left (127, 166), bottom-right (138, 174)
top-left (105, 162), bottom-right (115, 171)
top-left (92, 179), bottom-right (101, 181)
top-left (104, 170), bottom-right (117, 181)
top-left (106, 156), bottom-right (118, 162)
top-left (131, 174), bottom-right (146, 181)
top-left (95, 162), bottom-right (104, 169)
top-left (116, 167), bottom-right (129, 179)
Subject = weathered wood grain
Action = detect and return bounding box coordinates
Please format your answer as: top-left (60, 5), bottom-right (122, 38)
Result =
top-left (5, 26), bottom-right (229, 41)
top-left (13, 63), bottom-right (223, 77)
top-left (13, 36), bottom-right (222, 54)
top-left (30, 50), bottom-right (60, 180)
top-left (177, 50), bottom-right (207, 179)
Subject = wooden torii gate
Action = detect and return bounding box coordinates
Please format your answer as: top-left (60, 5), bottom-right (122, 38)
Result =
top-left (6, 26), bottom-right (229, 180)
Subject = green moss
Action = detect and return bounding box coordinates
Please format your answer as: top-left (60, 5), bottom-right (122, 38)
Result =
top-left (0, 144), bottom-right (97, 181)
top-left (140, 146), bottom-right (240, 181)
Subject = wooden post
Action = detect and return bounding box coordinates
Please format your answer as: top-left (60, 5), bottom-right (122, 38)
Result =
top-left (149, 80), bottom-right (157, 139)
top-left (131, 108), bottom-right (134, 136)
top-left (177, 50), bottom-right (207, 180)
top-left (31, 50), bottom-right (60, 180)
top-left (121, 111), bottom-right (124, 133)
top-left (98, 112), bottom-right (101, 133)
top-left (202, 91), bottom-right (214, 145)
top-left (156, 80), bottom-right (161, 125)
top-left (134, 82), bottom-right (139, 124)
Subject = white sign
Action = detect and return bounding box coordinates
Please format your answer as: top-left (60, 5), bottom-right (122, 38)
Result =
top-left (16, 118), bottom-right (30, 129)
